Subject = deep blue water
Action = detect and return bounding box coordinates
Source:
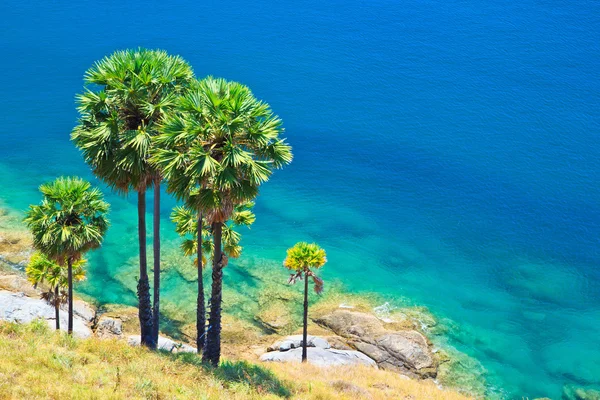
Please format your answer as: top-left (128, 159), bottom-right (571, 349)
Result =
top-left (1, 1), bottom-right (599, 398)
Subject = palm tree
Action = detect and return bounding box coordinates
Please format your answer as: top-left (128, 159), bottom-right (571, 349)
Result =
top-left (26, 252), bottom-right (86, 330)
top-left (71, 49), bottom-right (194, 347)
top-left (170, 202), bottom-right (255, 350)
top-left (283, 242), bottom-right (327, 363)
top-left (23, 177), bottom-right (109, 334)
top-left (153, 76), bottom-right (292, 366)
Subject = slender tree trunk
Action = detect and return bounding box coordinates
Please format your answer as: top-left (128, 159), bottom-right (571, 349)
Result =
top-left (152, 178), bottom-right (161, 344)
top-left (67, 258), bottom-right (73, 335)
top-left (137, 189), bottom-right (155, 348)
top-left (302, 269), bottom-right (309, 362)
top-left (54, 286), bottom-right (60, 330)
top-left (196, 213), bottom-right (205, 352)
top-left (203, 222), bottom-right (223, 366)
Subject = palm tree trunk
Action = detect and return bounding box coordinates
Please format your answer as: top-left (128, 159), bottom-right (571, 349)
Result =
top-left (302, 270), bottom-right (309, 363)
top-left (196, 213), bottom-right (205, 352)
top-left (67, 258), bottom-right (73, 335)
top-left (152, 177), bottom-right (161, 344)
top-left (55, 286), bottom-right (60, 330)
top-left (137, 189), bottom-right (155, 349)
top-left (203, 222), bottom-right (223, 366)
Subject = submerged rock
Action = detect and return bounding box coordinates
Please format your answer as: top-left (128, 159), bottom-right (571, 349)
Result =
top-left (562, 385), bottom-right (600, 400)
top-left (315, 310), bottom-right (437, 378)
top-left (0, 290), bottom-right (92, 338)
top-left (255, 301), bottom-right (295, 334)
top-left (260, 346), bottom-right (376, 367)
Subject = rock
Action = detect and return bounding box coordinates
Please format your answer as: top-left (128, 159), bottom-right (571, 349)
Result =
top-left (326, 336), bottom-right (353, 350)
top-left (317, 310), bottom-right (384, 337)
top-left (73, 299), bottom-right (96, 323)
top-left (315, 310), bottom-right (436, 378)
top-left (95, 316), bottom-right (123, 338)
top-left (260, 347), bottom-right (377, 367)
top-left (127, 335), bottom-right (197, 353)
top-left (0, 274), bottom-right (38, 297)
top-left (0, 290), bottom-right (92, 338)
top-left (562, 385), bottom-right (600, 400)
top-left (267, 335), bottom-right (331, 352)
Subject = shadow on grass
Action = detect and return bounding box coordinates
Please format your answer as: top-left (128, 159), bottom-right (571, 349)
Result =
top-left (165, 352), bottom-right (292, 398)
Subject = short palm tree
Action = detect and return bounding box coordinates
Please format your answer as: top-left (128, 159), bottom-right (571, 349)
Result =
top-left (71, 48), bottom-right (194, 347)
top-left (283, 242), bottom-right (327, 363)
top-left (153, 76), bottom-right (292, 366)
top-left (26, 252), bottom-right (86, 330)
top-left (23, 177), bottom-right (109, 334)
top-left (170, 202), bottom-right (255, 350)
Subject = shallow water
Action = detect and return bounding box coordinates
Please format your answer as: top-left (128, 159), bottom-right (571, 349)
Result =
top-left (1, 0), bottom-right (599, 398)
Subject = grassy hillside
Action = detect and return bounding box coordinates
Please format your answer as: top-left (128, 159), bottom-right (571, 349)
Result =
top-left (0, 321), bottom-right (472, 400)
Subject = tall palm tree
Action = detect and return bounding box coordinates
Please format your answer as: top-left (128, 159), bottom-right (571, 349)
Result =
top-left (153, 76), bottom-right (292, 366)
top-left (71, 49), bottom-right (194, 347)
top-left (26, 252), bottom-right (86, 330)
top-left (170, 202), bottom-right (255, 350)
top-left (283, 242), bottom-right (327, 363)
top-left (23, 177), bottom-right (109, 334)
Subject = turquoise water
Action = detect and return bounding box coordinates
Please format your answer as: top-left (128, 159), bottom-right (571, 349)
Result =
top-left (1, 0), bottom-right (599, 398)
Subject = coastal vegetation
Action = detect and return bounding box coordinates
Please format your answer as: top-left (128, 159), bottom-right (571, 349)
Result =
top-left (152, 75), bottom-right (292, 365)
top-left (4, 47), bottom-right (486, 399)
top-left (283, 242), bottom-right (327, 362)
top-left (71, 49), bottom-right (194, 348)
top-left (23, 177), bottom-right (109, 334)
top-left (25, 252), bottom-right (86, 330)
top-left (0, 320), bottom-right (473, 400)
top-left (170, 201), bottom-right (255, 350)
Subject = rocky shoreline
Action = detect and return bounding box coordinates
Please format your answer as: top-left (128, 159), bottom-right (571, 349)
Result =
top-left (0, 271), bottom-right (440, 373)
top-left (0, 206), bottom-right (483, 398)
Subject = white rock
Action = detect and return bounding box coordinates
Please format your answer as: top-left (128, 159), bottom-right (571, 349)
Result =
top-left (260, 347), bottom-right (377, 367)
top-left (0, 290), bottom-right (92, 338)
top-left (72, 299), bottom-right (96, 323)
top-left (268, 335), bottom-right (331, 352)
top-left (127, 335), bottom-right (197, 353)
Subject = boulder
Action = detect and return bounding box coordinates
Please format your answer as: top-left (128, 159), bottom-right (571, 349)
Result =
top-left (95, 316), bottom-right (123, 338)
top-left (127, 335), bottom-right (197, 353)
top-left (73, 299), bottom-right (96, 323)
top-left (267, 335), bottom-right (331, 352)
top-left (260, 347), bottom-right (376, 367)
top-left (0, 290), bottom-right (92, 338)
top-left (0, 274), bottom-right (38, 297)
top-left (315, 310), bottom-right (436, 378)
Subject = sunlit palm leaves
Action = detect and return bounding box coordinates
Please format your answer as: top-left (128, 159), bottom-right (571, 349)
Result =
top-left (153, 76), bottom-right (292, 365)
top-left (72, 48), bottom-right (194, 192)
top-left (26, 252), bottom-right (86, 308)
top-left (283, 242), bottom-right (327, 362)
top-left (170, 202), bottom-right (256, 263)
top-left (24, 177), bottom-right (109, 265)
top-left (72, 48), bottom-right (194, 347)
top-left (283, 242), bottom-right (327, 294)
top-left (23, 177), bottom-right (109, 334)
top-left (153, 76), bottom-right (292, 222)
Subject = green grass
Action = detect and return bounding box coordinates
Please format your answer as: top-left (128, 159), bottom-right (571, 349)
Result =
top-left (0, 320), bottom-right (473, 400)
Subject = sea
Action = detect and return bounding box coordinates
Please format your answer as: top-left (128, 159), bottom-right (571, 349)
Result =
top-left (0, 1), bottom-right (599, 398)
